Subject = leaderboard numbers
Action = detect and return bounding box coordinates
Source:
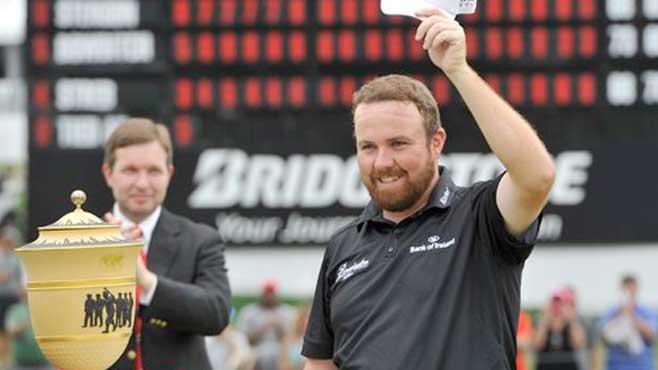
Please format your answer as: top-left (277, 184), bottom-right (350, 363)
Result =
top-left (643, 71), bottom-right (658, 104)
top-left (606, 0), bottom-right (658, 58)
top-left (607, 24), bottom-right (658, 58)
top-left (606, 0), bottom-right (658, 106)
top-left (607, 70), bottom-right (658, 106)
top-left (606, 0), bottom-right (658, 20)
top-left (28, 0), bottom-right (658, 152)
top-left (645, 25), bottom-right (658, 57)
top-left (172, 72), bottom-right (597, 111)
top-left (607, 24), bottom-right (637, 58)
top-left (606, 0), bottom-right (636, 20)
top-left (646, 0), bottom-right (658, 19)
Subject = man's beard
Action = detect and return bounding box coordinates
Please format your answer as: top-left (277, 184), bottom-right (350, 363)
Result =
top-left (363, 157), bottom-right (436, 213)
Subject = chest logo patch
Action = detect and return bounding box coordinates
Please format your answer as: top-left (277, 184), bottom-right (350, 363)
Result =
top-left (409, 235), bottom-right (456, 254)
top-left (336, 259), bottom-right (369, 284)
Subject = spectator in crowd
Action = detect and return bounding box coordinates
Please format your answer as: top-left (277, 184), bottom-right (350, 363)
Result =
top-left (279, 305), bottom-right (310, 370)
top-left (597, 274), bottom-right (657, 370)
top-left (0, 225), bottom-right (23, 367)
top-left (238, 280), bottom-right (295, 370)
top-left (533, 287), bottom-right (587, 370)
top-left (205, 308), bottom-right (255, 370)
top-left (4, 283), bottom-right (52, 370)
top-left (516, 310), bottom-right (533, 370)
top-left (563, 285), bottom-right (590, 370)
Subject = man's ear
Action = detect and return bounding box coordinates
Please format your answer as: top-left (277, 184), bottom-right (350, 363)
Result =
top-left (167, 165), bottom-right (175, 181)
top-left (431, 127), bottom-right (447, 157)
top-left (101, 163), bottom-right (113, 186)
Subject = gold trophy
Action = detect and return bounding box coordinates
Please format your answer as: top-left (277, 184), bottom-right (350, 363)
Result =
top-left (16, 190), bottom-right (142, 370)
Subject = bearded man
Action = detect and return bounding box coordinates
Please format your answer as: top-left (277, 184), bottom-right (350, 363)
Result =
top-left (302, 8), bottom-right (555, 370)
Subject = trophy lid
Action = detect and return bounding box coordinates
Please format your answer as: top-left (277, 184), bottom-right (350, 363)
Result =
top-left (21, 190), bottom-right (136, 249)
top-left (49, 190), bottom-right (105, 227)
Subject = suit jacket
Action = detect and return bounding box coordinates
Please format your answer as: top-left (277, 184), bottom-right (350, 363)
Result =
top-left (111, 208), bottom-right (231, 370)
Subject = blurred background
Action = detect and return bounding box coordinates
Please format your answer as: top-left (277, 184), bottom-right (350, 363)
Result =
top-left (0, 0), bottom-right (657, 369)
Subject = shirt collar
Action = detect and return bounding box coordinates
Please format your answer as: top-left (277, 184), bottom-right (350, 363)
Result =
top-left (112, 204), bottom-right (162, 254)
top-left (356, 166), bottom-right (455, 231)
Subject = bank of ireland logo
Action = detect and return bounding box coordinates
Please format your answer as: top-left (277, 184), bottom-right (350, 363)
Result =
top-left (409, 235), bottom-right (456, 254)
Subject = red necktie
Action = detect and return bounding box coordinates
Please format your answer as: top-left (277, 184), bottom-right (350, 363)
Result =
top-left (134, 249), bottom-right (146, 370)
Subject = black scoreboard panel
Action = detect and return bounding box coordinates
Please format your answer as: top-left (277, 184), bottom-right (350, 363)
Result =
top-left (27, 0), bottom-right (658, 245)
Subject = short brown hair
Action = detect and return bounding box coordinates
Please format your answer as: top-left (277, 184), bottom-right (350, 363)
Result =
top-left (104, 118), bottom-right (173, 168)
top-left (352, 75), bottom-right (441, 140)
top-left (621, 274), bottom-right (637, 286)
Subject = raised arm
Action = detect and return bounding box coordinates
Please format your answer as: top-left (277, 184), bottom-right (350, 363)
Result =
top-left (416, 8), bottom-right (555, 236)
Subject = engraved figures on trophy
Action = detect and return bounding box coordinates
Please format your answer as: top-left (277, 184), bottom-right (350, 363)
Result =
top-left (82, 288), bottom-right (134, 333)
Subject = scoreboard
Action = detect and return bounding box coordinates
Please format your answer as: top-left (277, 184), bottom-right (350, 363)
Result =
top-left (27, 0), bottom-right (658, 246)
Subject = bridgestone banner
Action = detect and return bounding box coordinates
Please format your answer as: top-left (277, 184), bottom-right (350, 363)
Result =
top-left (28, 117), bottom-right (657, 246)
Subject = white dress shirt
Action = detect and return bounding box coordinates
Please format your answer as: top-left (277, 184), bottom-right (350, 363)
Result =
top-left (112, 204), bottom-right (161, 306)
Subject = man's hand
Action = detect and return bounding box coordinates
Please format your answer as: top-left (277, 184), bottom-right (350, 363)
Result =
top-left (415, 8), bottom-right (467, 76)
top-left (104, 213), bottom-right (143, 241)
top-left (103, 212), bottom-right (155, 292)
top-left (563, 304), bottom-right (577, 323)
top-left (136, 254), bottom-right (157, 292)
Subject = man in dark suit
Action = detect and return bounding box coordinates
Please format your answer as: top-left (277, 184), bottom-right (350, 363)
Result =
top-left (102, 118), bottom-right (231, 370)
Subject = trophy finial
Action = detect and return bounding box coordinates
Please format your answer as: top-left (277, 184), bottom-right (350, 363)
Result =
top-left (71, 190), bottom-right (87, 210)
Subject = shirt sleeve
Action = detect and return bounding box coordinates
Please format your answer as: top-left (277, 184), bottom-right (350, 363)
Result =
top-left (473, 174), bottom-right (541, 265)
top-left (302, 252), bottom-right (334, 359)
top-left (597, 307), bottom-right (619, 333)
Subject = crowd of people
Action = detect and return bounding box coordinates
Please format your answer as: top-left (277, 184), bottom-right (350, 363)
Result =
top-left (205, 281), bottom-right (309, 370)
top-left (518, 276), bottom-right (658, 370)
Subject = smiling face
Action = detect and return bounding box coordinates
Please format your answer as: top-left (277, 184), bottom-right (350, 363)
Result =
top-left (102, 141), bottom-right (173, 223)
top-left (354, 100), bottom-right (446, 220)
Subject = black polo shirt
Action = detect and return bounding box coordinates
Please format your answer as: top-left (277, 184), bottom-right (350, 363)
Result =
top-left (302, 167), bottom-right (540, 370)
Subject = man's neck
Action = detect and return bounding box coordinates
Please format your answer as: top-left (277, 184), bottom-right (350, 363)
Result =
top-left (114, 204), bottom-right (151, 225)
top-left (122, 211), bottom-right (145, 225)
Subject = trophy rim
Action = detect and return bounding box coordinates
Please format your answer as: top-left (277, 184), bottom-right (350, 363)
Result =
top-left (16, 243), bottom-right (143, 252)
